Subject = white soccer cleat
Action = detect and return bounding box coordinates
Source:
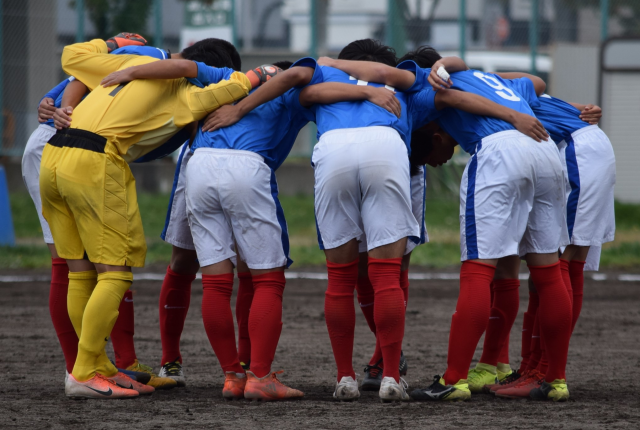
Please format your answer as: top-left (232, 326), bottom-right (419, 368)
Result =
top-left (333, 376), bottom-right (360, 401)
top-left (159, 360), bottom-right (186, 387)
top-left (379, 376), bottom-right (410, 403)
top-left (65, 373), bottom-right (139, 399)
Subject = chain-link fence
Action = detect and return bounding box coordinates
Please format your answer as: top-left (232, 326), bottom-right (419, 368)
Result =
top-left (2, 0), bottom-right (639, 194)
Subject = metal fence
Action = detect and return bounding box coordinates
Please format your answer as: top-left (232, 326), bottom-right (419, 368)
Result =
top-left (2, 0), bottom-right (638, 191)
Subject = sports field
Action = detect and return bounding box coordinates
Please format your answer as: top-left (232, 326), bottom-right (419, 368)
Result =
top-left (1, 266), bottom-right (638, 428)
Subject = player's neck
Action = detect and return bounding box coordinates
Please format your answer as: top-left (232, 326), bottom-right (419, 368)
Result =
top-left (170, 53), bottom-right (184, 60)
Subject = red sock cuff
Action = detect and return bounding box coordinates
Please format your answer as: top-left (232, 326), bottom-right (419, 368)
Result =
top-left (252, 271), bottom-right (286, 284)
top-left (52, 257), bottom-right (68, 267)
top-left (202, 273), bottom-right (234, 287)
top-left (327, 259), bottom-right (359, 269)
top-left (237, 271), bottom-right (252, 280)
top-left (167, 265), bottom-right (197, 281)
top-left (569, 260), bottom-right (586, 271)
top-left (464, 260), bottom-right (497, 270)
top-left (559, 258), bottom-right (570, 270)
top-left (368, 257), bottom-right (402, 267)
top-left (527, 261), bottom-right (560, 271)
top-left (493, 278), bottom-right (520, 291)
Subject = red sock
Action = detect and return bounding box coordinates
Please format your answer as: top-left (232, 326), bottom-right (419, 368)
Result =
top-left (159, 266), bottom-right (194, 365)
top-left (526, 312), bottom-right (542, 372)
top-left (537, 336), bottom-right (549, 375)
top-left (49, 258), bottom-right (77, 373)
top-left (569, 260), bottom-right (585, 333)
top-left (325, 259), bottom-right (358, 380)
top-left (518, 291), bottom-right (538, 373)
top-left (111, 289), bottom-right (137, 369)
top-left (202, 273), bottom-right (243, 374)
top-left (236, 272), bottom-right (254, 365)
top-left (443, 261), bottom-right (495, 385)
top-left (559, 259), bottom-right (573, 308)
top-left (400, 269), bottom-right (409, 309)
top-left (479, 279), bottom-right (520, 366)
top-left (368, 257), bottom-right (405, 382)
top-left (355, 275), bottom-right (383, 366)
top-left (528, 263), bottom-right (572, 382)
top-left (249, 271), bottom-right (286, 378)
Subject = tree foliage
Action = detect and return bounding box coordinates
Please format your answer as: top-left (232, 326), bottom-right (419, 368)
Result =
top-left (69, 0), bottom-right (154, 40)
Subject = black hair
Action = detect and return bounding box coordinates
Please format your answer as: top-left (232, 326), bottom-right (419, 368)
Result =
top-left (397, 45), bottom-right (442, 68)
top-left (338, 39), bottom-right (397, 67)
top-left (213, 38), bottom-right (242, 71)
top-left (409, 127), bottom-right (435, 176)
top-left (181, 38), bottom-right (237, 69)
top-left (272, 60), bottom-right (293, 70)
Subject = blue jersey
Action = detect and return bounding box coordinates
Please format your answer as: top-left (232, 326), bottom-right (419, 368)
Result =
top-left (400, 61), bottom-right (537, 154)
top-left (312, 67), bottom-right (407, 146)
top-left (191, 57), bottom-right (322, 171)
top-left (39, 45), bottom-right (170, 128)
top-left (531, 94), bottom-right (589, 144)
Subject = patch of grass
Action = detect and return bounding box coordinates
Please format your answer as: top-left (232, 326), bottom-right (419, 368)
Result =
top-left (4, 193), bottom-right (640, 270)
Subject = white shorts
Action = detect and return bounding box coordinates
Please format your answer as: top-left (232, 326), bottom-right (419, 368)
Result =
top-left (161, 143), bottom-right (195, 250)
top-left (559, 125), bottom-right (616, 248)
top-left (21, 124), bottom-right (57, 244)
top-left (460, 130), bottom-right (569, 261)
top-left (312, 126), bottom-right (420, 252)
top-left (185, 148), bottom-right (291, 270)
top-left (358, 165), bottom-right (428, 254)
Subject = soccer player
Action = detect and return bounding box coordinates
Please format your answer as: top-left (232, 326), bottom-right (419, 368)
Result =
top-left (262, 41), bottom-right (547, 402)
top-left (479, 93), bottom-right (614, 401)
top-left (41, 37), bottom-right (253, 399)
top-left (23, 37), bottom-right (187, 390)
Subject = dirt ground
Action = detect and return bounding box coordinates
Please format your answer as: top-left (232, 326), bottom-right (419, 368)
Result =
top-left (1, 267), bottom-right (639, 429)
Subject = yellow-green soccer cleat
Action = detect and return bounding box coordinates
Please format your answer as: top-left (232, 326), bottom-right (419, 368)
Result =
top-left (125, 360), bottom-right (178, 390)
top-left (496, 363), bottom-right (514, 382)
top-left (467, 363), bottom-right (499, 393)
top-left (530, 379), bottom-right (570, 402)
top-left (410, 375), bottom-right (471, 402)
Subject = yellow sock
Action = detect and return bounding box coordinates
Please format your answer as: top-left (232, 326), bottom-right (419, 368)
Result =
top-left (67, 271), bottom-right (98, 338)
top-left (72, 271), bottom-right (133, 381)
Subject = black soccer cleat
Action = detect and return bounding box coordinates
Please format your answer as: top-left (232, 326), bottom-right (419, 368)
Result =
top-left (361, 360), bottom-right (383, 391)
top-left (410, 375), bottom-right (471, 402)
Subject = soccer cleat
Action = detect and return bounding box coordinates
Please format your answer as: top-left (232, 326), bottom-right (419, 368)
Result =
top-left (333, 376), bottom-right (360, 402)
top-left (108, 372), bottom-right (155, 395)
top-left (159, 359), bottom-right (186, 387)
top-left (379, 376), bottom-right (410, 403)
top-left (494, 369), bottom-right (544, 399)
top-left (240, 361), bottom-right (251, 371)
top-left (410, 375), bottom-right (471, 402)
top-left (497, 363), bottom-right (514, 382)
top-left (399, 350), bottom-right (408, 376)
top-left (530, 379), bottom-right (570, 402)
top-left (485, 370), bottom-right (521, 393)
top-left (243, 370), bottom-right (304, 401)
top-left (65, 373), bottom-right (139, 399)
top-left (467, 363), bottom-right (499, 393)
top-left (222, 372), bottom-right (247, 400)
top-left (105, 32), bottom-right (147, 53)
top-left (126, 360), bottom-right (178, 390)
top-left (361, 360), bottom-right (383, 391)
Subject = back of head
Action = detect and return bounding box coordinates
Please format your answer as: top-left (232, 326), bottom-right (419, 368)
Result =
top-left (398, 45), bottom-right (442, 68)
top-left (338, 39), bottom-right (397, 67)
top-left (181, 38), bottom-right (238, 69)
top-left (272, 60), bottom-right (293, 71)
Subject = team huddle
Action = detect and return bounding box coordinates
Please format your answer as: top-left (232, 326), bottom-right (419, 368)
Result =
top-left (23, 32), bottom-right (615, 403)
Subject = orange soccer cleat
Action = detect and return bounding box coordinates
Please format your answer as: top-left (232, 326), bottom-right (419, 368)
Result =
top-left (65, 373), bottom-right (139, 399)
top-left (494, 369), bottom-right (544, 399)
top-left (222, 372), bottom-right (247, 400)
top-left (108, 372), bottom-right (155, 395)
top-left (485, 370), bottom-right (522, 394)
top-left (243, 370), bottom-right (304, 402)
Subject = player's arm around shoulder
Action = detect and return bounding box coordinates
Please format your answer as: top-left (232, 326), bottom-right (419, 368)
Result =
top-left (183, 70), bottom-right (252, 121)
top-left (61, 39), bottom-right (132, 90)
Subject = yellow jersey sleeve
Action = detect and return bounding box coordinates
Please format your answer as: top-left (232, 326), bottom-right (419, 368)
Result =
top-left (61, 39), bottom-right (146, 91)
top-left (183, 71), bottom-right (252, 120)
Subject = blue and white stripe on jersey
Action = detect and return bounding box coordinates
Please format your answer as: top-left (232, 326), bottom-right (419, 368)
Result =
top-left (532, 94), bottom-right (589, 145)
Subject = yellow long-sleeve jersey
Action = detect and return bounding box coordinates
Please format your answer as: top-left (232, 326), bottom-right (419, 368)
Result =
top-left (61, 39), bottom-right (251, 162)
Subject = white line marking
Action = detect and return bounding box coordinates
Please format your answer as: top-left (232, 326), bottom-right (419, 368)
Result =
top-left (1, 272), bottom-right (639, 283)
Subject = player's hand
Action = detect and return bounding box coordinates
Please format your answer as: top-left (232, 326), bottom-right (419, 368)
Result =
top-left (579, 104), bottom-right (602, 125)
top-left (38, 97), bottom-right (56, 123)
top-left (366, 87), bottom-right (402, 118)
top-left (53, 106), bottom-right (73, 129)
top-left (429, 60), bottom-right (453, 90)
top-left (106, 32), bottom-right (147, 53)
top-left (513, 113), bottom-right (548, 142)
top-left (201, 105), bottom-right (243, 132)
top-left (101, 68), bottom-right (135, 87)
top-left (317, 56), bottom-right (335, 66)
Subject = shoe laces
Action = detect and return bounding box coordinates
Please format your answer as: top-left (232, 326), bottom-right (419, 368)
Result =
top-left (466, 368), bottom-right (486, 383)
top-left (95, 373), bottom-right (118, 387)
top-left (136, 362), bottom-right (155, 375)
top-left (399, 377), bottom-right (409, 392)
top-left (364, 364), bottom-right (383, 378)
top-left (162, 360), bottom-right (182, 376)
top-left (498, 372), bottom-right (521, 385)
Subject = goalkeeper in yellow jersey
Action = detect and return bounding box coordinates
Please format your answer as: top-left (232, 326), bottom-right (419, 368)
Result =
top-left (40, 37), bottom-right (252, 399)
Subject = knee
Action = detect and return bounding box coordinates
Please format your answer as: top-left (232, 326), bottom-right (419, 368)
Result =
top-left (170, 247), bottom-right (199, 275)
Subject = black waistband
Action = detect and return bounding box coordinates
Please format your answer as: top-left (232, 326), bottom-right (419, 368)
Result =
top-left (48, 129), bottom-right (107, 153)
